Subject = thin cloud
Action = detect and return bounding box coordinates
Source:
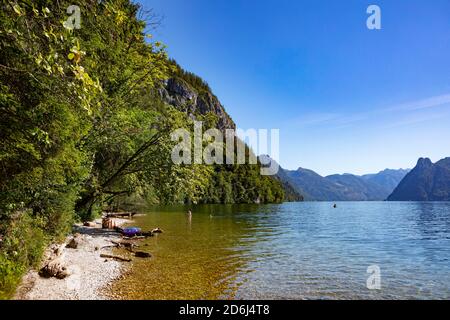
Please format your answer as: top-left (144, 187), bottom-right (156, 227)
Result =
top-left (293, 112), bottom-right (340, 127)
top-left (384, 108), bottom-right (450, 129)
top-left (390, 93), bottom-right (450, 111)
top-left (292, 93), bottom-right (450, 129)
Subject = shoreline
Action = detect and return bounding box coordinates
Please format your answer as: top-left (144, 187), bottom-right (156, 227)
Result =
top-left (14, 218), bottom-right (132, 300)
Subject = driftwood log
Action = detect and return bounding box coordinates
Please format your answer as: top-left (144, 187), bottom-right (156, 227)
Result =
top-left (140, 231), bottom-right (154, 237)
top-left (116, 229), bottom-right (153, 238)
top-left (105, 240), bottom-right (139, 252)
top-left (122, 235), bottom-right (146, 240)
top-left (106, 212), bottom-right (136, 219)
top-left (83, 221), bottom-right (96, 227)
top-left (100, 254), bottom-right (132, 262)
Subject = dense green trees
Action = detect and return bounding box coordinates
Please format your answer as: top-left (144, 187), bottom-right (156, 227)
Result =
top-left (0, 0), bottom-right (285, 298)
top-left (0, 0), bottom-right (95, 297)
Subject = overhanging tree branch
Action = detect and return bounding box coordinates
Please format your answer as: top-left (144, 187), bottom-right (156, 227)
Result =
top-left (100, 127), bottom-right (168, 190)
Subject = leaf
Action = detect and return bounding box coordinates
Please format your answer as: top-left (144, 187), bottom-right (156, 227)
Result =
top-left (35, 54), bottom-right (42, 65)
top-left (68, 53), bottom-right (75, 60)
top-left (13, 4), bottom-right (23, 16)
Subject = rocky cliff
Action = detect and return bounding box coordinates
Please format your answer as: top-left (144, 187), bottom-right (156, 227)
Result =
top-left (388, 157), bottom-right (450, 201)
top-left (157, 66), bottom-right (287, 203)
top-left (160, 77), bottom-right (235, 131)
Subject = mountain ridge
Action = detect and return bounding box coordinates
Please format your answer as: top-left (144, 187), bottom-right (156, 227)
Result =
top-left (388, 157), bottom-right (450, 201)
top-left (276, 164), bottom-right (409, 201)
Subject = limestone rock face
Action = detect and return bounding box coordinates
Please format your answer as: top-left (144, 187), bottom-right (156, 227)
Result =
top-left (160, 77), bottom-right (236, 131)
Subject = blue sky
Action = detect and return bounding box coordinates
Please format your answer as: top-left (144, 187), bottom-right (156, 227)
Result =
top-left (139, 0), bottom-right (450, 176)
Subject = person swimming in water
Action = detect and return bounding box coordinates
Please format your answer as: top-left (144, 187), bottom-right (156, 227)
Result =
top-left (333, 204), bottom-right (337, 208)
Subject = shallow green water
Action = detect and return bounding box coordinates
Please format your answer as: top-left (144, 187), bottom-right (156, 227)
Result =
top-left (112, 202), bottom-right (450, 299)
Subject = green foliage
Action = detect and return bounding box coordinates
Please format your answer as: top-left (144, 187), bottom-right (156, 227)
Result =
top-left (199, 142), bottom-right (285, 205)
top-left (0, 211), bottom-right (47, 300)
top-left (278, 179), bottom-right (304, 202)
top-left (169, 59), bottom-right (211, 94)
top-left (0, 0), bottom-right (95, 235)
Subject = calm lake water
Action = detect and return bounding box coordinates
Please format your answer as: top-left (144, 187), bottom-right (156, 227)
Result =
top-left (112, 202), bottom-right (450, 300)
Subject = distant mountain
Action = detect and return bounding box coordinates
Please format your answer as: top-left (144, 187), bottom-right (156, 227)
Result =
top-left (258, 155), bottom-right (304, 202)
top-left (274, 175), bottom-right (305, 202)
top-left (259, 155), bottom-right (409, 202)
top-left (285, 168), bottom-right (346, 201)
top-left (362, 169), bottom-right (411, 192)
top-left (326, 173), bottom-right (390, 201)
top-left (388, 157), bottom-right (450, 201)
top-left (277, 166), bottom-right (409, 202)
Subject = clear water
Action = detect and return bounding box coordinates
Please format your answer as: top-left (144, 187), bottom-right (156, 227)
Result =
top-left (113, 202), bottom-right (450, 300)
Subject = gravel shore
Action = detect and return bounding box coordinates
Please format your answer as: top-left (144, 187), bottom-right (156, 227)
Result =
top-left (14, 218), bottom-right (131, 300)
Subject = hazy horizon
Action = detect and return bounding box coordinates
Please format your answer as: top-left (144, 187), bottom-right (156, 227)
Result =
top-left (140, 0), bottom-right (450, 176)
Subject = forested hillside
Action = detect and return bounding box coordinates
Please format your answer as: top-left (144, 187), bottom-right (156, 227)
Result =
top-left (0, 0), bottom-right (284, 298)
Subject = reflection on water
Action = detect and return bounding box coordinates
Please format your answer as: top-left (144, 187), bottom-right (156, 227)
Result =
top-left (112, 202), bottom-right (450, 300)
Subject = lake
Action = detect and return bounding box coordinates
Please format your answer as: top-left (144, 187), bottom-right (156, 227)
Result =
top-left (112, 202), bottom-right (450, 299)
